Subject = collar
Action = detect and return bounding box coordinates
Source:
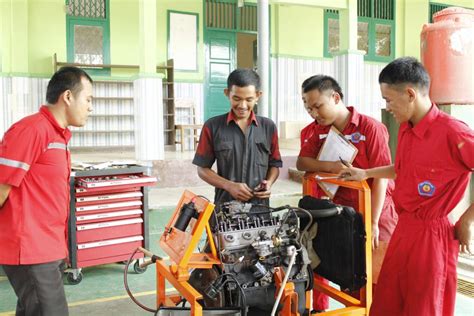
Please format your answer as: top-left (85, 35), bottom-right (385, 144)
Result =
top-left (346, 106), bottom-right (361, 127)
top-left (226, 111), bottom-right (259, 126)
top-left (411, 104), bottom-right (439, 139)
top-left (40, 106), bottom-right (72, 140)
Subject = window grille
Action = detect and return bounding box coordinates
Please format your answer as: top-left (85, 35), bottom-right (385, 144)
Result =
top-left (205, 0), bottom-right (257, 33)
top-left (67, 0), bottom-right (106, 19)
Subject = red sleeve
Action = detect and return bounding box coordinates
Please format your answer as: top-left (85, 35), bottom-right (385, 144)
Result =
top-left (450, 121), bottom-right (474, 170)
top-left (299, 132), bottom-right (321, 158)
top-left (269, 128), bottom-right (282, 167)
top-left (0, 124), bottom-right (44, 187)
top-left (192, 124), bottom-right (215, 168)
top-left (364, 121), bottom-right (392, 168)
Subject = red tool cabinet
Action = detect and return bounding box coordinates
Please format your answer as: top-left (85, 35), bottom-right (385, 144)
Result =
top-left (66, 166), bottom-right (156, 285)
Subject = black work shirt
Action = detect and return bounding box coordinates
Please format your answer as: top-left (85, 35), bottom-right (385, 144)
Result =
top-left (193, 111), bottom-right (282, 205)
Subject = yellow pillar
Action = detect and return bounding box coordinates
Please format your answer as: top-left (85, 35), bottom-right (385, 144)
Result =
top-left (138, 0), bottom-right (157, 74)
top-left (1, 0), bottom-right (29, 73)
top-left (339, 0), bottom-right (358, 52)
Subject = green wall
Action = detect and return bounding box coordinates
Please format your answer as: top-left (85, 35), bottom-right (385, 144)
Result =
top-left (157, 0), bottom-right (205, 82)
top-left (271, 4), bottom-right (325, 59)
top-left (110, 0), bottom-right (139, 77)
top-left (28, 0), bottom-right (65, 76)
top-left (2, 0), bottom-right (473, 78)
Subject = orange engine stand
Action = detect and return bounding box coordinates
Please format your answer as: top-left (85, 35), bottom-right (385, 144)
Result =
top-left (155, 190), bottom-right (220, 316)
top-left (303, 172), bottom-right (373, 316)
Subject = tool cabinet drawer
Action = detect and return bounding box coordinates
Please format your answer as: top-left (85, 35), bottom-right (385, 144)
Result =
top-left (76, 208), bottom-right (143, 224)
top-left (76, 218), bottom-right (144, 243)
top-left (77, 235), bottom-right (144, 262)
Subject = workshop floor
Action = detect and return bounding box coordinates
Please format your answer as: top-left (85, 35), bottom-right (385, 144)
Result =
top-left (1, 206), bottom-right (473, 315)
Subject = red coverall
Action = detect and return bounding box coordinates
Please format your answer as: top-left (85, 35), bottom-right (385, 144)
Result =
top-left (370, 105), bottom-right (474, 316)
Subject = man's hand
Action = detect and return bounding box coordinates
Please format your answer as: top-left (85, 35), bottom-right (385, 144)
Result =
top-left (0, 184), bottom-right (12, 208)
top-left (253, 180), bottom-right (272, 199)
top-left (455, 215), bottom-right (473, 255)
top-left (227, 182), bottom-right (254, 202)
top-left (329, 161), bottom-right (348, 174)
top-left (338, 165), bottom-right (368, 181)
top-left (372, 223), bottom-right (380, 250)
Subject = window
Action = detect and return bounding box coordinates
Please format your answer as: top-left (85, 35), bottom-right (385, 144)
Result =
top-left (66, 0), bottom-right (110, 75)
top-left (324, 0), bottom-right (395, 62)
top-left (205, 0), bottom-right (257, 33)
top-left (429, 3), bottom-right (449, 22)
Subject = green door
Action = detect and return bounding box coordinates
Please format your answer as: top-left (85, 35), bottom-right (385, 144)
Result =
top-left (204, 30), bottom-right (236, 120)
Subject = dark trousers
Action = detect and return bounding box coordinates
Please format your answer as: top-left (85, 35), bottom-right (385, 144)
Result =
top-left (3, 259), bottom-right (68, 316)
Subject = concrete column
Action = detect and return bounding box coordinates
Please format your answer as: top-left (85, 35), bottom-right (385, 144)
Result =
top-left (339, 0), bottom-right (358, 52)
top-left (334, 0), bottom-right (365, 107)
top-left (138, 0), bottom-right (157, 74)
top-left (334, 51), bottom-right (365, 107)
top-left (134, 77), bottom-right (164, 160)
top-left (135, 0), bottom-right (163, 160)
top-left (257, 0), bottom-right (270, 118)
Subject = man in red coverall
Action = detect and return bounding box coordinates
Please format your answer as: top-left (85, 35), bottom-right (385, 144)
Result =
top-left (343, 57), bottom-right (474, 316)
top-left (297, 75), bottom-right (398, 313)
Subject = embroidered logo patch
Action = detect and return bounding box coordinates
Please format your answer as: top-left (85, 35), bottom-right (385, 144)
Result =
top-left (350, 132), bottom-right (365, 144)
top-left (418, 181), bottom-right (435, 197)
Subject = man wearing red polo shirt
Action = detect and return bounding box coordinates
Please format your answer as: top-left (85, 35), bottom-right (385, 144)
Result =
top-left (296, 75), bottom-right (398, 313)
top-left (343, 57), bottom-right (474, 316)
top-left (0, 67), bottom-right (93, 316)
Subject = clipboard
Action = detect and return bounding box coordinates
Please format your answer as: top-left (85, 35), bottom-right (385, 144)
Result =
top-left (316, 126), bottom-right (358, 198)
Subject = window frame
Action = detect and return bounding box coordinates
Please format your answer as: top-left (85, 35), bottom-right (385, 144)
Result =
top-left (323, 2), bottom-right (395, 62)
top-left (66, 0), bottom-right (111, 76)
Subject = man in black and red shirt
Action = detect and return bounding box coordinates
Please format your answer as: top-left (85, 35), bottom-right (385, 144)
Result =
top-left (0, 67), bottom-right (93, 316)
top-left (193, 69), bottom-right (282, 206)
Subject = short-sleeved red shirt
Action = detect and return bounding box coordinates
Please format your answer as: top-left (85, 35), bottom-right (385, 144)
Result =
top-left (393, 104), bottom-right (474, 219)
top-left (300, 121), bottom-right (317, 148)
top-left (299, 107), bottom-right (394, 210)
top-left (0, 106), bottom-right (71, 264)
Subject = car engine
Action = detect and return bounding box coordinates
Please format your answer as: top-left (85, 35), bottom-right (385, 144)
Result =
top-left (192, 201), bottom-right (312, 315)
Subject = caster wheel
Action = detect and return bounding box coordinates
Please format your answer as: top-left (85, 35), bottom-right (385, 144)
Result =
top-left (133, 260), bottom-right (147, 274)
top-left (67, 272), bottom-right (83, 285)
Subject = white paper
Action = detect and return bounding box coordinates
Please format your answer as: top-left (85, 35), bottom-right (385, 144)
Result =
top-left (317, 126), bottom-right (358, 198)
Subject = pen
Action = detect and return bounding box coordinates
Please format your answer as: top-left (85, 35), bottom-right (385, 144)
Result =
top-left (339, 156), bottom-right (351, 168)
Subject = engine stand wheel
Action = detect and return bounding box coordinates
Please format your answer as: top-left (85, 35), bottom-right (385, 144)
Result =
top-left (133, 260), bottom-right (147, 274)
top-left (67, 271), bottom-right (83, 285)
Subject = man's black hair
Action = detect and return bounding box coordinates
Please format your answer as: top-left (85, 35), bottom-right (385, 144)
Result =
top-left (46, 67), bottom-right (93, 104)
top-left (302, 75), bottom-right (344, 101)
top-left (227, 68), bottom-right (261, 90)
top-left (378, 57), bottom-right (430, 93)
top-left (301, 75), bottom-right (316, 89)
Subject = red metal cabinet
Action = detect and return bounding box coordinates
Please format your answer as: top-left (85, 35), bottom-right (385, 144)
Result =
top-left (66, 166), bottom-right (156, 284)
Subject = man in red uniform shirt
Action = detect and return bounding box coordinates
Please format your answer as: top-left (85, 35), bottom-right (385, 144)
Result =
top-left (343, 57), bottom-right (474, 316)
top-left (297, 75), bottom-right (398, 313)
top-left (0, 67), bottom-right (93, 316)
top-left (300, 75), bottom-right (318, 147)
